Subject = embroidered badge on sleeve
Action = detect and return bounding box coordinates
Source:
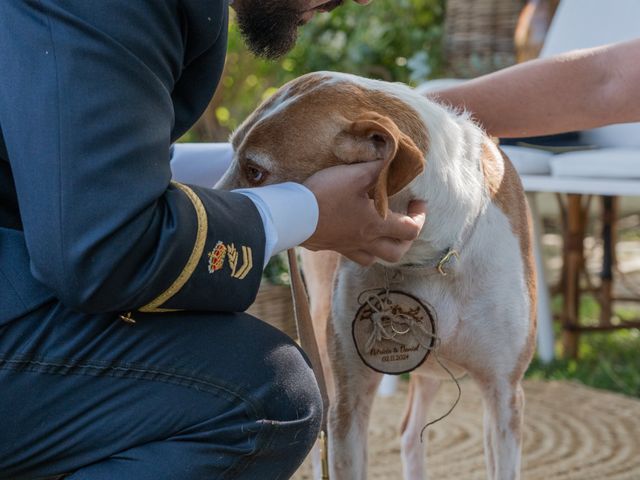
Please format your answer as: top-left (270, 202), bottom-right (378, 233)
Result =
top-left (207, 241), bottom-right (227, 273)
top-left (227, 243), bottom-right (253, 280)
top-left (206, 242), bottom-right (253, 279)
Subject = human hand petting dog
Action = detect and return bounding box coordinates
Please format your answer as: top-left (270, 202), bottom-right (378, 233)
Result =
top-left (303, 160), bottom-right (427, 266)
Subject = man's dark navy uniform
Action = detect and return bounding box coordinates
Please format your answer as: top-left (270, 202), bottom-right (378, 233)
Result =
top-left (0, 1), bottom-right (265, 317)
top-left (0, 1), bottom-right (321, 478)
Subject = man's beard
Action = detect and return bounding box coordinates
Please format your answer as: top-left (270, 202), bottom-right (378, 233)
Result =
top-left (235, 0), bottom-right (343, 60)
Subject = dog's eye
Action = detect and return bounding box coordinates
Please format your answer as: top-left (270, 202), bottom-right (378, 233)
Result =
top-left (244, 163), bottom-right (268, 185)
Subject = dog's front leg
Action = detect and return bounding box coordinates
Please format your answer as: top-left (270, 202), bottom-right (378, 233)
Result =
top-left (400, 375), bottom-right (441, 480)
top-left (327, 325), bottom-right (382, 480)
top-left (476, 378), bottom-right (525, 480)
top-left (328, 368), bottom-right (382, 479)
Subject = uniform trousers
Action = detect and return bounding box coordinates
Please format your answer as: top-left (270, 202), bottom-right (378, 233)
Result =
top-left (0, 301), bottom-right (321, 479)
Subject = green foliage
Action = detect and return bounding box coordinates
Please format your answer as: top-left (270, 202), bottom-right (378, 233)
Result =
top-left (526, 329), bottom-right (640, 398)
top-left (283, 0), bottom-right (445, 84)
top-left (262, 252), bottom-right (291, 286)
top-left (192, 0), bottom-right (445, 141)
top-left (526, 294), bottom-right (640, 398)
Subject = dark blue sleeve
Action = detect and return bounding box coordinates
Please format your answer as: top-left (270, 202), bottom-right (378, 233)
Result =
top-left (0, 0), bottom-right (265, 314)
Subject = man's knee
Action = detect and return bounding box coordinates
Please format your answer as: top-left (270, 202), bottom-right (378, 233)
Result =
top-left (243, 313), bottom-right (323, 432)
top-left (203, 313), bottom-right (323, 474)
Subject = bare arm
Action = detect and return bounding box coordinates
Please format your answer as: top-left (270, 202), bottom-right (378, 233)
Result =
top-left (430, 38), bottom-right (640, 138)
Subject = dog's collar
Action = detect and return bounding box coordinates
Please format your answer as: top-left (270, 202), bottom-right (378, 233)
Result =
top-left (378, 209), bottom-right (483, 277)
top-left (382, 247), bottom-right (459, 276)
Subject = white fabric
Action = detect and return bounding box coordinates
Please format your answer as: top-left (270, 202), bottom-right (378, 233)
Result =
top-left (499, 145), bottom-right (553, 175)
top-left (582, 124), bottom-right (640, 149)
top-left (170, 142), bottom-right (234, 188)
top-left (541, 0), bottom-right (640, 58)
top-left (233, 183), bottom-right (319, 264)
top-left (551, 148), bottom-right (640, 179)
top-left (521, 175), bottom-right (640, 197)
top-left (415, 78), bottom-right (466, 95)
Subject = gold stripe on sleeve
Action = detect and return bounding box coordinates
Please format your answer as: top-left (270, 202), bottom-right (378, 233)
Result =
top-left (138, 181), bottom-right (208, 313)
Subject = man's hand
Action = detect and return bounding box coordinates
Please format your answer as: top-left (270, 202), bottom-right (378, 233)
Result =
top-left (302, 161), bottom-right (427, 266)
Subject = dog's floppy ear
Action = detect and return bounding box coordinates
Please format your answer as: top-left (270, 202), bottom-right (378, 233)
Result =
top-left (333, 111), bottom-right (425, 218)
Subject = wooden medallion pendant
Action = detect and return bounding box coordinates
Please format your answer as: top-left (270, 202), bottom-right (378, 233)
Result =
top-left (352, 290), bottom-right (437, 375)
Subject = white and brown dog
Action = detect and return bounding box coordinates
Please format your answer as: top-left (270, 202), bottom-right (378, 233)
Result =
top-left (217, 71), bottom-right (536, 480)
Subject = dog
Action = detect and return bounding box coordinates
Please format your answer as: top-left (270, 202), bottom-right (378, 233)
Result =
top-left (217, 71), bottom-right (536, 480)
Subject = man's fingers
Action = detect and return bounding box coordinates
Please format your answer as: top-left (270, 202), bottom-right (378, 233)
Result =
top-left (303, 160), bottom-right (383, 194)
top-left (407, 199), bottom-right (428, 221)
top-left (343, 249), bottom-right (376, 266)
top-left (344, 160), bottom-right (385, 190)
top-left (367, 201), bottom-right (427, 261)
top-left (377, 200), bottom-right (427, 241)
top-left (367, 238), bottom-right (413, 263)
top-left (302, 159), bottom-right (426, 263)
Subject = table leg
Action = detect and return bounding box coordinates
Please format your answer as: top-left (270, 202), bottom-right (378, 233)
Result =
top-left (599, 196), bottom-right (618, 327)
top-left (562, 194), bottom-right (584, 358)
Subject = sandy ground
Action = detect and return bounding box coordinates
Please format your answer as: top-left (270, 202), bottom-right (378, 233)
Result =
top-left (292, 379), bottom-right (640, 479)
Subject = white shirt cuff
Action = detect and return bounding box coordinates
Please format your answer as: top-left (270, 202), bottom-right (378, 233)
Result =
top-left (170, 142), bottom-right (234, 187)
top-left (234, 183), bottom-right (319, 266)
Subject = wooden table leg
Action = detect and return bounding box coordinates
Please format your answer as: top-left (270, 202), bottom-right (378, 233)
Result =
top-left (599, 196), bottom-right (618, 327)
top-left (562, 194), bottom-right (585, 358)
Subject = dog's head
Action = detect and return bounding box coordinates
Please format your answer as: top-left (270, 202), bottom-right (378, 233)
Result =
top-left (217, 72), bottom-right (429, 218)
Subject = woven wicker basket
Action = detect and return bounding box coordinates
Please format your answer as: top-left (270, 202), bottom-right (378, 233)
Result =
top-left (247, 282), bottom-right (298, 340)
top-left (443, 0), bottom-right (526, 77)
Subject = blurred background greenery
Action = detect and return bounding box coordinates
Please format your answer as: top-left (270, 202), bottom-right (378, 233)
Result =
top-left (183, 0), bottom-right (446, 143)
top-left (526, 293), bottom-right (640, 397)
